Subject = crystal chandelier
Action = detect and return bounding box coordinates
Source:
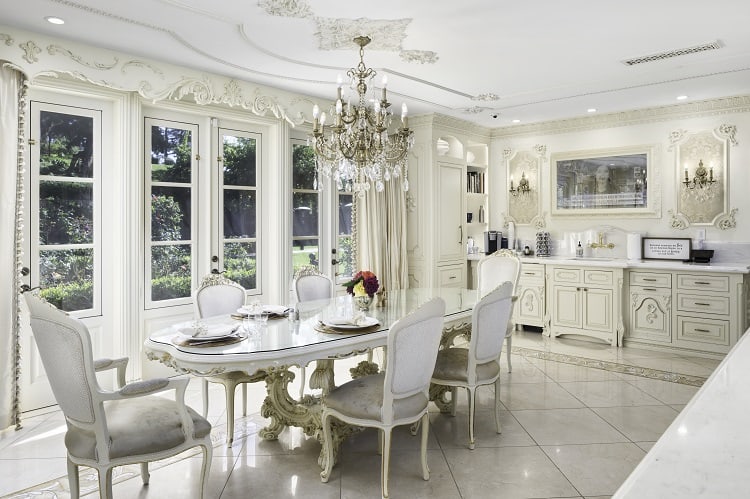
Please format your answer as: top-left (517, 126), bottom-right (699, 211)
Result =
top-left (310, 36), bottom-right (413, 194)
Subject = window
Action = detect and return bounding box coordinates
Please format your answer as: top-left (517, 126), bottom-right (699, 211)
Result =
top-left (145, 118), bottom-right (198, 306)
top-left (30, 103), bottom-right (101, 313)
top-left (219, 128), bottom-right (260, 291)
top-left (291, 141), bottom-right (320, 273)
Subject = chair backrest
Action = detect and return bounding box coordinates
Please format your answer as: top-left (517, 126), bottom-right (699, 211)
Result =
top-left (294, 266), bottom-right (333, 302)
top-left (476, 249), bottom-right (521, 298)
top-left (193, 274), bottom-right (246, 319)
top-left (382, 297), bottom-right (446, 423)
top-left (24, 293), bottom-right (99, 425)
top-left (468, 282), bottom-right (514, 381)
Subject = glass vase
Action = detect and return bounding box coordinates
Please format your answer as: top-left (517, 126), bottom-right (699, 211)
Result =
top-left (354, 295), bottom-right (373, 312)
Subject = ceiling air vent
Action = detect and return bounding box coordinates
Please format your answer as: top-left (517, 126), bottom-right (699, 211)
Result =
top-left (622, 41), bottom-right (722, 66)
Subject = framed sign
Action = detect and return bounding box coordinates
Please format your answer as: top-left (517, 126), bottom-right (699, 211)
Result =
top-left (642, 237), bottom-right (692, 261)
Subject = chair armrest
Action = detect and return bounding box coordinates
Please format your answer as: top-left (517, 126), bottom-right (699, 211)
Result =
top-left (94, 357), bottom-right (129, 388)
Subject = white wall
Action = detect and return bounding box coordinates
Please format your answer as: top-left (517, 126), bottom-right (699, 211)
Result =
top-left (488, 100), bottom-right (750, 255)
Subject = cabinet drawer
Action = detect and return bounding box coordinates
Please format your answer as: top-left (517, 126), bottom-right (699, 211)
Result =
top-left (629, 272), bottom-right (671, 288)
top-left (552, 267), bottom-right (582, 284)
top-left (676, 274), bottom-right (729, 293)
top-left (584, 270), bottom-right (613, 286)
top-left (519, 264), bottom-right (545, 280)
top-left (676, 316), bottom-right (729, 346)
top-left (437, 265), bottom-right (464, 287)
top-left (677, 293), bottom-right (730, 316)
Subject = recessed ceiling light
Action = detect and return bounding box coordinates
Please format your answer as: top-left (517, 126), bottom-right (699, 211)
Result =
top-left (511, 119), bottom-right (521, 123)
top-left (677, 95), bottom-right (688, 100)
top-left (45, 16), bottom-right (65, 25)
top-left (587, 108), bottom-right (597, 113)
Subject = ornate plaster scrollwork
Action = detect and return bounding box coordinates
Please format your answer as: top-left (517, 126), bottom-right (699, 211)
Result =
top-left (399, 50), bottom-right (438, 64)
top-left (314, 18), bottom-right (409, 51)
top-left (1, 33), bottom-right (13, 46)
top-left (257, 0), bottom-right (313, 18)
top-left (19, 40), bottom-right (42, 64)
top-left (121, 60), bottom-right (164, 77)
top-left (716, 124), bottom-right (738, 146)
top-left (472, 93), bottom-right (499, 102)
top-left (668, 209), bottom-right (689, 230)
top-left (716, 208), bottom-right (738, 230)
top-left (47, 45), bottom-right (118, 70)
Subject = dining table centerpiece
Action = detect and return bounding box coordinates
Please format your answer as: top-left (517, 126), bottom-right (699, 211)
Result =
top-left (344, 270), bottom-right (379, 311)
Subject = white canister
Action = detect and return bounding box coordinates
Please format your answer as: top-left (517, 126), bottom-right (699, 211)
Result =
top-left (627, 232), bottom-right (642, 260)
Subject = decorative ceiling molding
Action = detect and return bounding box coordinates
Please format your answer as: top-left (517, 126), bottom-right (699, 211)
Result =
top-left (399, 50), bottom-right (438, 64)
top-left (314, 17), bottom-right (409, 51)
top-left (257, 0), bottom-right (313, 18)
top-left (493, 95), bottom-right (750, 138)
top-left (472, 93), bottom-right (499, 102)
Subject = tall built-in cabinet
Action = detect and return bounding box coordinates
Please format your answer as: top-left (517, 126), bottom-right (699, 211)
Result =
top-left (406, 115), bottom-right (490, 289)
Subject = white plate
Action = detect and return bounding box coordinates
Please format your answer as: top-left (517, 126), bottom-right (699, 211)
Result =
top-left (237, 305), bottom-right (290, 316)
top-left (177, 324), bottom-right (239, 340)
top-left (322, 316), bottom-right (379, 330)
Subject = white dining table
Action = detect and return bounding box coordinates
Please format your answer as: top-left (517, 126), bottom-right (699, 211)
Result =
top-left (144, 287), bottom-right (477, 464)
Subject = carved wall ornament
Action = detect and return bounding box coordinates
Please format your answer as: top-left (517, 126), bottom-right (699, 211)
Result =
top-left (668, 209), bottom-right (689, 230)
top-left (121, 60), bottom-right (165, 77)
top-left (47, 45), bottom-right (119, 70)
top-left (531, 214), bottom-right (547, 230)
top-left (716, 123), bottom-right (738, 146)
top-left (671, 126), bottom-right (733, 228)
top-left (716, 208), bottom-right (738, 230)
top-left (257, 0), bottom-right (313, 18)
top-left (533, 144), bottom-right (547, 160)
top-left (507, 149), bottom-right (542, 226)
top-left (19, 40), bottom-right (42, 64)
top-left (667, 129), bottom-right (687, 150)
top-left (462, 106), bottom-right (485, 114)
top-left (1, 34), bottom-right (13, 46)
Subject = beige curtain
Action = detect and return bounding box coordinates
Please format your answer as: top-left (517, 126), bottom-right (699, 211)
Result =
top-left (0, 62), bottom-right (26, 430)
top-left (356, 182), bottom-right (409, 292)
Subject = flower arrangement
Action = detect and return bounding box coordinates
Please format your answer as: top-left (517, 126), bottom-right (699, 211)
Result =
top-left (343, 270), bottom-right (379, 298)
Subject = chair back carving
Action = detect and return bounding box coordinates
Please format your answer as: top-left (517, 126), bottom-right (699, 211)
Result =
top-left (477, 249), bottom-right (521, 298)
top-left (193, 274), bottom-right (246, 319)
top-left (294, 266), bottom-right (333, 302)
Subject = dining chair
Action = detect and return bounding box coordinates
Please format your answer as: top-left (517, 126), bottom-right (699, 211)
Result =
top-left (476, 248), bottom-right (521, 372)
top-left (194, 273), bottom-right (252, 444)
top-left (320, 297), bottom-right (446, 499)
top-left (293, 266), bottom-right (334, 397)
top-left (431, 282), bottom-right (514, 449)
top-left (24, 292), bottom-right (213, 499)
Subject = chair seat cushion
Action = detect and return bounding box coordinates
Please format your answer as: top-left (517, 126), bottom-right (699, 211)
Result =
top-left (324, 373), bottom-right (428, 422)
top-left (65, 397), bottom-right (211, 460)
top-left (432, 348), bottom-right (500, 384)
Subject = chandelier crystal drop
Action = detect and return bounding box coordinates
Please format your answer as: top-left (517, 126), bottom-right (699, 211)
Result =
top-left (310, 36), bottom-right (413, 195)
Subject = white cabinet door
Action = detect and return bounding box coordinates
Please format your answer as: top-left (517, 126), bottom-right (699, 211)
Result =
top-left (552, 285), bottom-right (581, 329)
top-left (583, 287), bottom-right (613, 332)
top-left (437, 162), bottom-right (464, 264)
top-left (630, 287), bottom-right (672, 343)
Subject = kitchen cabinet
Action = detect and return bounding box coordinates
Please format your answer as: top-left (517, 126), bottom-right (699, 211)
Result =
top-left (628, 271), bottom-right (672, 344)
top-left (547, 265), bottom-right (624, 346)
top-left (515, 263), bottom-right (545, 329)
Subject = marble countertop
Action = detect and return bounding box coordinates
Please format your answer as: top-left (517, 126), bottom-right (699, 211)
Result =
top-left (465, 253), bottom-right (750, 273)
top-left (614, 326), bottom-right (750, 498)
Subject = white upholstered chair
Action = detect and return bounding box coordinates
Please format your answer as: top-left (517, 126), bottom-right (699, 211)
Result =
top-left (320, 297), bottom-right (446, 499)
top-left (24, 293), bottom-right (212, 499)
top-left (194, 273), bottom-right (251, 444)
top-left (476, 249), bottom-right (521, 372)
top-left (431, 282), bottom-right (514, 449)
top-left (293, 266), bottom-right (334, 396)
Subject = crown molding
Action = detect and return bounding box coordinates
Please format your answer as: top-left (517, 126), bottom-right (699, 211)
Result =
top-left (492, 95), bottom-right (750, 138)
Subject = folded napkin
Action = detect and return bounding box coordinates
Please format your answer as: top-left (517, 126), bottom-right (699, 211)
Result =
top-left (324, 316), bottom-right (373, 327)
top-left (179, 323), bottom-right (238, 339)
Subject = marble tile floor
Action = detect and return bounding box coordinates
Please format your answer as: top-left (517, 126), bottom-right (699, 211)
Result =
top-left (1, 330), bottom-right (717, 499)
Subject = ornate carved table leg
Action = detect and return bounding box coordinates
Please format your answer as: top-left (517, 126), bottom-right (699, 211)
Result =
top-left (309, 360), bottom-right (335, 395)
top-left (259, 367), bottom-right (319, 440)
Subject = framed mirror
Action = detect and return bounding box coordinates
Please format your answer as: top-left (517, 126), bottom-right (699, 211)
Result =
top-left (550, 145), bottom-right (660, 218)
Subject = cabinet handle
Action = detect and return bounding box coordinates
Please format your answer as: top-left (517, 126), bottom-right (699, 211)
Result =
top-left (642, 287), bottom-right (657, 291)
top-left (449, 276), bottom-right (457, 280)
top-left (459, 225), bottom-right (463, 244)
top-left (643, 278), bottom-right (657, 282)
top-left (524, 272), bottom-right (535, 275)
top-left (694, 328), bottom-right (711, 333)
top-left (694, 281), bottom-right (711, 285)
top-left (583, 288), bottom-right (588, 292)
top-left (694, 302), bottom-right (711, 306)
top-left (576, 287), bottom-right (581, 291)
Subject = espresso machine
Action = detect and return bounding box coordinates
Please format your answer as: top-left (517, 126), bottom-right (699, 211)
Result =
top-left (484, 230), bottom-right (499, 254)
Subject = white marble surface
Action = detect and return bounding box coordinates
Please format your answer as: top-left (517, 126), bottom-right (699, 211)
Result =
top-left (515, 255), bottom-right (750, 273)
top-left (613, 327), bottom-right (750, 498)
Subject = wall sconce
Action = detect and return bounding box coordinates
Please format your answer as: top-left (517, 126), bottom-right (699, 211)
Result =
top-left (509, 171), bottom-right (531, 196)
top-left (683, 159), bottom-right (716, 190)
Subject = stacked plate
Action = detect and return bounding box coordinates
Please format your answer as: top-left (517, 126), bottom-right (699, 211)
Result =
top-left (174, 323), bottom-right (244, 346)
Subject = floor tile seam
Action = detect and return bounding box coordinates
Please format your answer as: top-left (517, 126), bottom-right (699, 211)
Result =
top-left (511, 347), bottom-right (707, 387)
top-left (532, 442), bottom-right (585, 498)
top-left (510, 406), bottom-right (634, 446)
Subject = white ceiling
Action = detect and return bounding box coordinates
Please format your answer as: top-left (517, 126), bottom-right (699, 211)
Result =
top-left (2, 0), bottom-right (750, 127)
